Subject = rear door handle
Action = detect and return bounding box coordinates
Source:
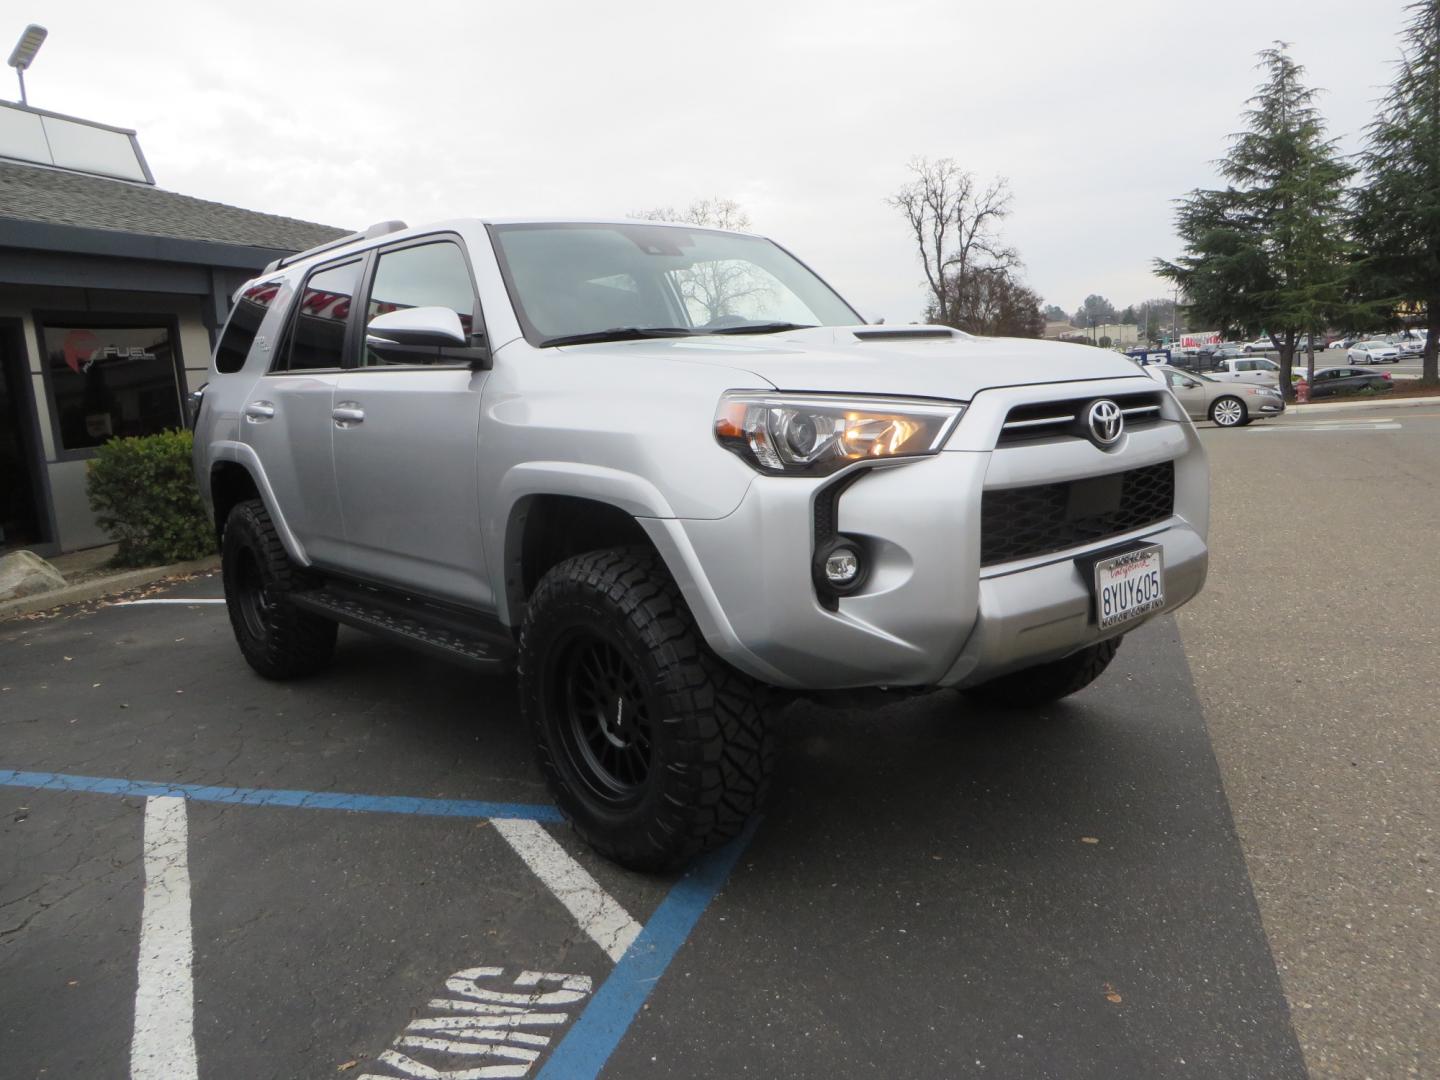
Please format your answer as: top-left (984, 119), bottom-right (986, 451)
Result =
top-left (332, 403), bottom-right (365, 427)
top-left (243, 401), bottom-right (275, 422)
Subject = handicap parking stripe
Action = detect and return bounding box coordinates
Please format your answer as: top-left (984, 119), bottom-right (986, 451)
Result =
top-left (4, 767), bottom-right (754, 1078)
top-left (0, 768), bottom-right (565, 823)
top-left (536, 820), bottom-right (757, 1080)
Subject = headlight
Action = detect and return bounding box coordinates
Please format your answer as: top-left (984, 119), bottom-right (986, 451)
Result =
top-left (714, 392), bottom-right (965, 476)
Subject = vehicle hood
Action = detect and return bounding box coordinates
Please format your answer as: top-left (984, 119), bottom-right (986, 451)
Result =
top-left (558, 325), bottom-right (1150, 399)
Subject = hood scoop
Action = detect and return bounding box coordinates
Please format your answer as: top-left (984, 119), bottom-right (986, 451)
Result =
top-left (852, 326), bottom-right (961, 342)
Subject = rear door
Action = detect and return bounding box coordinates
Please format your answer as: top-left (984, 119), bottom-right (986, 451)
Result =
top-left (241, 258), bottom-right (360, 565)
top-left (328, 236), bottom-right (494, 609)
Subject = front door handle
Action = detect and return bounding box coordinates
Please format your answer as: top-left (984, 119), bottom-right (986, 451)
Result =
top-left (243, 401), bottom-right (275, 422)
top-left (332, 403), bottom-right (365, 427)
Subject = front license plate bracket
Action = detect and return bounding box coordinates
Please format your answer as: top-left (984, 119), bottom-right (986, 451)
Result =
top-left (1076, 540), bottom-right (1165, 629)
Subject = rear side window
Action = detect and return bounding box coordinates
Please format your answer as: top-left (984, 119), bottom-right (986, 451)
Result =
top-left (273, 260), bottom-right (362, 373)
top-left (215, 280), bottom-right (281, 373)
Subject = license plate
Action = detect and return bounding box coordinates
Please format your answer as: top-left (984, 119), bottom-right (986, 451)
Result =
top-left (1094, 545), bottom-right (1165, 630)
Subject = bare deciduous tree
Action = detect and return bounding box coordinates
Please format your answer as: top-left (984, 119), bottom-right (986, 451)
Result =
top-left (888, 158), bottom-right (1020, 327)
top-left (632, 198), bottom-right (771, 323)
top-left (635, 197), bottom-right (752, 231)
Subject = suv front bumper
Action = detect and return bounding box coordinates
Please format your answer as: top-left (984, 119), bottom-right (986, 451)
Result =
top-left (644, 382), bottom-right (1210, 691)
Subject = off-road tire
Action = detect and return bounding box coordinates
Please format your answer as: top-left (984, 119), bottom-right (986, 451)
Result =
top-left (519, 547), bottom-right (774, 871)
top-left (960, 635), bottom-right (1123, 709)
top-left (221, 499), bottom-right (336, 679)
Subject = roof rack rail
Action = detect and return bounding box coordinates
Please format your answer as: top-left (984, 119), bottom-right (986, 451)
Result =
top-left (261, 220), bottom-right (409, 275)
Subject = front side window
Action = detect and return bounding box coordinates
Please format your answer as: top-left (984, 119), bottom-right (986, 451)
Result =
top-left (41, 323), bottom-right (182, 451)
top-left (216, 280), bottom-right (282, 374)
top-left (274, 260), bottom-right (361, 372)
top-left (363, 241), bottom-right (477, 366)
top-left (490, 223), bottom-right (860, 346)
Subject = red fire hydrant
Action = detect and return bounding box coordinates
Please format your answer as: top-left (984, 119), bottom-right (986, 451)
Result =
top-left (1295, 379), bottom-right (1309, 404)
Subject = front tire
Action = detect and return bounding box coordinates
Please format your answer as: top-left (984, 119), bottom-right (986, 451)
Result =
top-left (519, 547), bottom-right (774, 871)
top-left (960, 637), bottom-right (1123, 708)
top-left (221, 499), bottom-right (336, 679)
top-left (1210, 396), bottom-right (1248, 427)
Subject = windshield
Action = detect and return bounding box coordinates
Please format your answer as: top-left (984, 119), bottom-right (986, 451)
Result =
top-left (489, 223), bottom-right (861, 346)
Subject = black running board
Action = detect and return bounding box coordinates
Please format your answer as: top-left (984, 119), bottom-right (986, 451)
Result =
top-left (292, 583), bottom-right (515, 673)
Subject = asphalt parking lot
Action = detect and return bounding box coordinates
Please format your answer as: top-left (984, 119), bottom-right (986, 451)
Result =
top-left (2, 407), bottom-right (1434, 1080)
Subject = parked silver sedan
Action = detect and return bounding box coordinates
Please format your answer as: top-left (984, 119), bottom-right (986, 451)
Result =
top-left (1144, 364), bottom-right (1286, 427)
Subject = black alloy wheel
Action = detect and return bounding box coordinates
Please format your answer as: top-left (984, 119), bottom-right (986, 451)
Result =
top-left (554, 629), bottom-right (655, 807)
top-left (233, 545), bottom-right (275, 643)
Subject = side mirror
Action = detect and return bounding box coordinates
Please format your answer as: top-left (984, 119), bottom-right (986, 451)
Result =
top-left (366, 306), bottom-right (468, 347)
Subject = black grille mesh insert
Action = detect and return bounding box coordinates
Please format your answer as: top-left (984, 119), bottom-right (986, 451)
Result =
top-left (980, 461), bottom-right (1175, 566)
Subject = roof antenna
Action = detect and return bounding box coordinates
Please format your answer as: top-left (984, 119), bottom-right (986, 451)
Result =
top-left (7, 24), bottom-right (47, 107)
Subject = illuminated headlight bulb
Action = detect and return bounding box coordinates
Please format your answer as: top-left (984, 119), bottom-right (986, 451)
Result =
top-left (824, 547), bottom-right (861, 586)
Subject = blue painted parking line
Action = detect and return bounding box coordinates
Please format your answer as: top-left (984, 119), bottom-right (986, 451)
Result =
top-left (0, 768), bottom-right (565, 823)
top-left (537, 819), bottom-right (757, 1080)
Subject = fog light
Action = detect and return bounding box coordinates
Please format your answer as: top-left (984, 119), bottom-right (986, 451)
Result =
top-left (824, 547), bottom-right (861, 585)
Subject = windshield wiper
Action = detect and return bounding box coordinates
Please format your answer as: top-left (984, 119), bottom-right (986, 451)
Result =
top-left (705, 322), bottom-right (816, 335)
top-left (539, 327), bottom-right (698, 347)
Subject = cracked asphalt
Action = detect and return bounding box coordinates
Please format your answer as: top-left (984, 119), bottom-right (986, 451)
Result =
top-left (1, 411), bottom-right (1431, 1078)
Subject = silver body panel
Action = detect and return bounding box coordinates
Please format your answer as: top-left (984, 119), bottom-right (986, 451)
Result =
top-left (195, 217), bottom-right (1211, 691)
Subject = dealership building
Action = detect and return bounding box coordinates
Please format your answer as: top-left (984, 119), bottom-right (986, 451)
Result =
top-left (0, 99), bottom-right (344, 555)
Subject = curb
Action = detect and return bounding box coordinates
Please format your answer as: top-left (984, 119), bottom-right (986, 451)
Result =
top-left (1292, 393), bottom-right (1440, 414)
top-left (0, 554), bottom-right (220, 622)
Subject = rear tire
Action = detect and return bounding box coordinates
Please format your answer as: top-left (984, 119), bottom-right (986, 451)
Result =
top-left (960, 636), bottom-right (1122, 708)
top-left (221, 499), bottom-right (336, 679)
top-left (519, 547), bottom-right (774, 871)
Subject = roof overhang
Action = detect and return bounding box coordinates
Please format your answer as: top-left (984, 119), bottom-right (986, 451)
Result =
top-left (0, 216), bottom-right (294, 271)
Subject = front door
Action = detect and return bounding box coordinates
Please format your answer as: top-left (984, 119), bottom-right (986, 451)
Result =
top-left (330, 237), bottom-right (493, 610)
top-left (0, 323), bottom-right (46, 550)
top-left (1162, 369), bottom-right (1208, 420)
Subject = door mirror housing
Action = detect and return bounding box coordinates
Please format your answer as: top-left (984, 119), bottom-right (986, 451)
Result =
top-left (365, 306), bottom-right (491, 369)
top-left (366, 306), bottom-right (468, 347)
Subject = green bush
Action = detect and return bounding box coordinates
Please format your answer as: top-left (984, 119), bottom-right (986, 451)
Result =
top-left (86, 429), bottom-right (215, 568)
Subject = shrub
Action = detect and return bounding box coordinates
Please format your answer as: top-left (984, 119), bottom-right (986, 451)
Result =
top-left (86, 429), bottom-right (215, 568)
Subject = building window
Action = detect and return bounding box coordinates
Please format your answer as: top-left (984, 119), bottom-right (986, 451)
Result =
top-left (40, 322), bottom-right (183, 452)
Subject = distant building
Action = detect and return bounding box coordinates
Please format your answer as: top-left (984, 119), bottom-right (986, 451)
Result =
top-left (1044, 320), bottom-right (1087, 342)
top-left (1088, 323), bottom-right (1139, 347)
top-left (0, 100), bottom-right (345, 554)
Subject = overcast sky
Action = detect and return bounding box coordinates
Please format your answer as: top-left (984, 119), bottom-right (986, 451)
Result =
top-left (12, 0), bottom-right (1411, 323)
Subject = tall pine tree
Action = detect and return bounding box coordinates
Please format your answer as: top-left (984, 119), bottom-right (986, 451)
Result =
top-left (1354, 0), bottom-right (1440, 387)
top-left (1158, 45), bottom-right (1351, 395)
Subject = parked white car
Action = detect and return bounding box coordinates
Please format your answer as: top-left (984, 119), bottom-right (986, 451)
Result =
top-left (1206, 356), bottom-right (1284, 385)
top-left (1395, 334), bottom-right (1426, 358)
top-left (1346, 340), bottom-right (1401, 364)
top-left (1241, 338), bottom-right (1274, 354)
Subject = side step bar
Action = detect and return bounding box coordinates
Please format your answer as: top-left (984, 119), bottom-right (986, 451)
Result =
top-left (292, 582), bottom-right (515, 673)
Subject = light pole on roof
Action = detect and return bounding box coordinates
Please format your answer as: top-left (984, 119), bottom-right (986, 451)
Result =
top-left (7, 24), bottom-right (47, 107)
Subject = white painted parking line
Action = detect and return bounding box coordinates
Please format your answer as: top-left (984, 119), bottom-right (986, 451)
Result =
top-left (114, 598), bottom-right (226, 606)
top-left (1251, 422), bottom-right (1402, 432)
top-left (130, 796), bottom-right (198, 1080)
top-left (492, 819), bottom-right (642, 963)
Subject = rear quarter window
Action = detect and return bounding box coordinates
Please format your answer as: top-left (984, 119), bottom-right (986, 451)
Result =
top-left (215, 280), bottom-right (282, 373)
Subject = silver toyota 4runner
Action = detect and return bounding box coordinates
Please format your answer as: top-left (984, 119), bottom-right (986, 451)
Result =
top-left (193, 218), bottom-right (1209, 870)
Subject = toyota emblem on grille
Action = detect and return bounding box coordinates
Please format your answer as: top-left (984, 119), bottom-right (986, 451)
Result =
top-left (1087, 399), bottom-right (1124, 447)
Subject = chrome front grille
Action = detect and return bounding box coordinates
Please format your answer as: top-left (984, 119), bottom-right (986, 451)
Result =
top-left (995, 391), bottom-right (1165, 446)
